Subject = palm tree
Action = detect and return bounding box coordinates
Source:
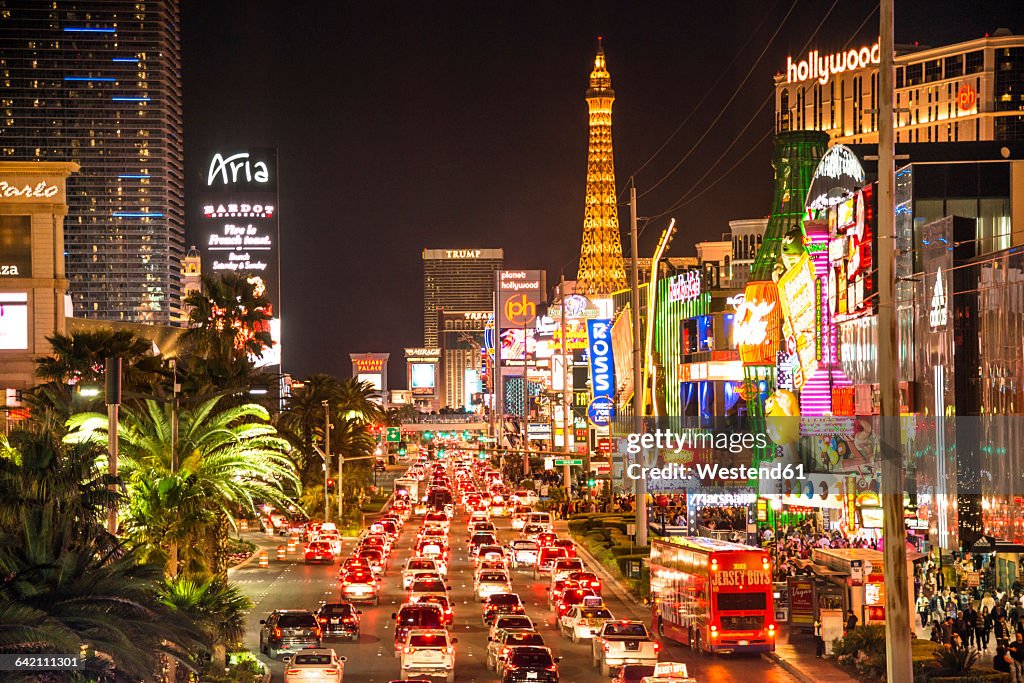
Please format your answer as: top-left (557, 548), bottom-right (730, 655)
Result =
top-left (335, 377), bottom-right (384, 424)
top-left (0, 429), bottom-right (203, 680)
top-left (159, 576), bottom-right (251, 673)
top-left (183, 272), bottom-right (273, 362)
top-left (65, 397), bottom-right (299, 577)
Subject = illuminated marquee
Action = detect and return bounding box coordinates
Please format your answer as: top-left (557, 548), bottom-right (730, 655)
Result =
top-left (734, 283), bottom-right (782, 365)
top-left (777, 253), bottom-right (819, 391)
top-left (354, 358), bottom-right (386, 373)
top-left (785, 43), bottom-right (880, 85)
top-left (0, 180), bottom-right (59, 198)
top-left (444, 249), bottom-right (482, 258)
top-left (207, 152), bottom-right (271, 187)
top-left (203, 203), bottom-right (275, 218)
top-left (667, 270), bottom-right (701, 303)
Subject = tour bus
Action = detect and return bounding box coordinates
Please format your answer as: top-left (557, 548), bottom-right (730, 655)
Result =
top-left (650, 537), bottom-right (775, 655)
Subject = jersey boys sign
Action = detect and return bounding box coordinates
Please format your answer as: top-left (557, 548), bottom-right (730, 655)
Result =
top-left (199, 148), bottom-right (281, 365)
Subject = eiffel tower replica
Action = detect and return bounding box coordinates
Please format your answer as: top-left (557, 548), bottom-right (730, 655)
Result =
top-left (576, 38), bottom-right (628, 297)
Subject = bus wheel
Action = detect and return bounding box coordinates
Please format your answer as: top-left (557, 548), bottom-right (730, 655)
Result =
top-left (688, 628), bottom-right (695, 650)
top-left (695, 631), bottom-right (705, 656)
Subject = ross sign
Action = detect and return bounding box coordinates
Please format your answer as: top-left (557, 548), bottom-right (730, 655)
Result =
top-left (929, 267), bottom-right (948, 329)
top-left (497, 270), bottom-right (545, 328)
top-left (0, 215), bottom-right (32, 277)
top-left (777, 252), bottom-right (819, 390)
top-left (785, 43), bottom-right (880, 85)
top-left (386, 427), bottom-right (401, 443)
top-left (586, 319), bottom-right (616, 400)
top-left (667, 270), bottom-right (702, 303)
top-left (587, 395), bottom-right (615, 427)
top-left (554, 458), bottom-right (584, 466)
top-left (735, 283), bottom-right (782, 365)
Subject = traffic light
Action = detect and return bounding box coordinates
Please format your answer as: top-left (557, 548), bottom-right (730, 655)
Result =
top-left (398, 443), bottom-right (407, 456)
top-left (327, 478), bottom-right (336, 494)
top-left (424, 431), bottom-right (433, 441)
top-left (463, 430), bottom-right (470, 440)
top-left (587, 477), bottom-right (596, 487)
top-left (437, 448), bottom-right (446, 458)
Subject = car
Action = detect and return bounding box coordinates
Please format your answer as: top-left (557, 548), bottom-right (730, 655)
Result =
top-left (415, 594), bottom-right (454, 626)
top-left (288, 519), bottom-right (308, 537)
top-left (550, 558), bottom-right (586, 587)
top-left (512, 490), bottom-right (540, 507)
top-left (488, 615), bottom-right (536, 642)
top-left (499, 645), bottom-right (560, 683)
top-left (413, 500), bottom-right (429, 516)
top-left (469, 530), bottom-right (498, 552)
top-left (486, 630), bottom-right (545, 672)
top-left (400, 629), bottom-right (457, 683)
top-left (316, 530), bottom-right (344, 555)
top-left (468, 519), bottom-right (496, 536)
top-left (526, 512), bottom-right (553, 532)
top-left (305, 541), bottom-right (335, 564)
top-left (477, 558), bottom-right (509, 574)
top-left (356, 548), bottom-right (387, 576)
top-left (614, 664), bottom-right (658, 683)
top-left (511, 506), bottom-right (533, 531)
top-left (559, 603), bottom-right (614, 642)
top-left (282, 647), bottom-right (346, 682)
top-left (408, 576), bottom-right (450, 603)
top-left (563, 570), bottom-right (602, 595)
top-left (482, 593), bottom-right (525, 625)
top-left (475, 570), bottom-right (512, 602)
top-left (423, 511), bottom-right (450, 532)
top-left (520, 523), bottom-right (545, 541)
top-left (359, 534), bottom-right (392, 557)
top-left (551, 539), bottom-right (577, 558)
top-left (508, 540), bottom-right (539, 569)
top-left (473, 544), bottom-right (506, 567)
top-left (534, 547), bottom-right (569, 578)
top-left (551, 586), bottom-right (597, 618)
top-left (259, 609), bottom-right (322, 659)
top-left (417, 527), bottom-right (448, 543)
top-left (489, 500), bottom-right (509, 517)
top-left (404, 558), bottom-right (444, 589)
top-left (339, 569), bottom-right (380, 605)
top-left (392, 603), bottom-right (446, 655)
top-left (415, 538), bottom-right (449, 563)
top-left (341, 557), bottom-right (371, 574)
top-left (316, 602), bottom-right (362, 640)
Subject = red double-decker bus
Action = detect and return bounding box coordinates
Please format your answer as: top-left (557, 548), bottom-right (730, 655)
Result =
top-left (650, 537), bottom-right (775, 655)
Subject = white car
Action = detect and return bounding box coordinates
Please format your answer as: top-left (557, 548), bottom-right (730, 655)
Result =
top-left (403, 558), bottom-right (443, 589)
top-left (559, 604), bottom-right (615, 642)
top-left (511, 508), bottom-right (533, 531)
top-left (315, 531), bottom-right (343, 556)
top-left (550, 558), bottom-right (586, 587)
top-left (401, 629), bottom-right (456, 683)
top-left (475, 570), bottom-right (512, 602)
top-left (512, 490), bottom-right (540, 507)
top-left (283, 648), bottom-right (346, 682)
top-left (488, 615), bottom-right (536, 642)
top-left (508, 540), bottom-right (539, 569)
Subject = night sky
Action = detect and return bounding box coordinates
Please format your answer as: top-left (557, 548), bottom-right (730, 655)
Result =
top-left (181, 0), bottom-right (1019, 382)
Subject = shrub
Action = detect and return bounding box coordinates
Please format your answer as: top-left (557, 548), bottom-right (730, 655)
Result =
top-left (932, 647), bottom-right (980, 677)
top-left (832, 625), bottom-right (887, 679)
top-left (567, 520), bottom-right (588, 534)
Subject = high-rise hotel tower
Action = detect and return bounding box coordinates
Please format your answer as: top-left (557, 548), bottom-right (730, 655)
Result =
top-left (0, 1), bottom-right (184, 324)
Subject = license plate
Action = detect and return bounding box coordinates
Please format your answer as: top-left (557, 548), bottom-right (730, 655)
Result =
top-left (739, 640), bottom-right (749, 645)
top-left (330, 618), bottom-right (340, 624)
top-left (527, 673), bottom-right (538, 680)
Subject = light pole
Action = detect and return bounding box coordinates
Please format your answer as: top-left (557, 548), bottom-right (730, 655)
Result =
top-left (322, 400), bottom-right (331, 522)
top-left (104, 357), bottom-right (122, 535)
top-left (771, 497), bottom-right (783, 571)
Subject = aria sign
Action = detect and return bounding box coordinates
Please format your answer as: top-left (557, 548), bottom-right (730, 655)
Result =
top-left (207, 152), bottom-right (271, 187)
top-left (785, 43), bottom-right (880, 85)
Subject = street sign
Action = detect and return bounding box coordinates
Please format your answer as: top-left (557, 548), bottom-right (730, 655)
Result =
top-left (587, 395), bottom-right (615, 427)
top-left (554, 458), bottom-right (583, 466)
top-left (597, 437), bottom-right (612, 453)
top-left (386, 427), bottom-right (401, 443)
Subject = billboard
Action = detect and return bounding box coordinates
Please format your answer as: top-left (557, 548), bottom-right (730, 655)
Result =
top-left (410, 363), bottom-right (436, 394)
top-left (497, 270), bottom-right (545, 329)
top-left (0, 216), bottom-right (32, 277)
top-left (0, 292), bottom-right (28, 350)
top-left (199, 148), bottom-right (281, 366)
top-left (611, 307), bottom-right (634, 400)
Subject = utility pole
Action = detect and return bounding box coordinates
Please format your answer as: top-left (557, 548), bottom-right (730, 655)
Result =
top-left (169, 358), bottom-right (180, 576)
top-left (322, 399), bottom-right (331, 522)
top-left (104, 357), bottom-right (122, 535)
top-left (559, 274), bottom-right (571, 491)
top-left (878, 0), bottom-right (912, 680)
top-left (629, 184), bottom-right (647, 547)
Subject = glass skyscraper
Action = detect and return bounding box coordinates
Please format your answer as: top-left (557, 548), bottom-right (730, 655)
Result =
top-left (0, 0), bottom-right (184, 324)
top-left (422, 248), bottom-right (503, 347)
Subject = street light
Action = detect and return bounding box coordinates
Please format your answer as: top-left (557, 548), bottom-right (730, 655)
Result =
top-left (770, 497), bottom-right (783, 571)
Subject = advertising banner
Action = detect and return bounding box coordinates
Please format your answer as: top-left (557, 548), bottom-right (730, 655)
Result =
top-left (497, 270), bottom-right (545, 329)
top-left (777, 252), bottom-right (819, 390)
top-left (199, 148), bottom-right (281, 366)
top-left (586, 318), bottom-right (615, 400)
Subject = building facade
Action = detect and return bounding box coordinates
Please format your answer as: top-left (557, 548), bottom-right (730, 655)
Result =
top-left (776, 29), bottom-right (1024, 145)
top-left (728, 218), bottom-right (767, 287)
top-left (438, 310), bottom-right (488, 411)
top-left (422, 248), bottom-right (502, 347)
top-left (0, 0), bottom-right (185, 324)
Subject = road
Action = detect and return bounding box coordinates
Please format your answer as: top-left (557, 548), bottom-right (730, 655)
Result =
top-left (233, 505), bottom-right (798, 682)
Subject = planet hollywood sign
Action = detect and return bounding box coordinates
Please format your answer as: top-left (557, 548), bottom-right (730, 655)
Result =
top-left (785, 43), bottom-right (880, 85)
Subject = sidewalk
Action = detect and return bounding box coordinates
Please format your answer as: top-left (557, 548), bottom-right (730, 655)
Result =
top-left (557, 519), bottom-right (858, 683)
top-left (765, 624), bottom-right (859, 683)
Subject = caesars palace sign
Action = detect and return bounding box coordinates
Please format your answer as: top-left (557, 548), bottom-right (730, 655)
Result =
top-left (786, 43), bottom-right (881, 86)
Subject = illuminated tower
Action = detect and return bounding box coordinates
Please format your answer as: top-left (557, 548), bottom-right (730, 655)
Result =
top-left (576, 38), bottom-right (628, 297)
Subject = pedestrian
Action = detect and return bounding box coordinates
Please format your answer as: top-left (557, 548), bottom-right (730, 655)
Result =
top-left (917, 593), bottom-right (932, 632)
top-left (997, 615), bottom-right (1013, 649)
top-left (941, 616), bottom-right (955, 650)
top-left (995, 645), bottom-right (1013, 676)
top-left (1010, 632), bottom-right (1024, 683)
top-left (814, 617), bottom-right (825, 658)
top-left (845, 610), bottom-right (858, 634)
top-left (965, 603), bottom-right (980, 648)
top-left (981, 606), bottom-right (993, 651)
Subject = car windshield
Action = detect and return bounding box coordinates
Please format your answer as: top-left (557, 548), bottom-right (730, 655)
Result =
top-left (398, 608), bottom-right (442, 626)
top-left (622, 665), bottom-right (657, 682)
top-left (506, 633), bottom-right (544, 646)
top-left (294, 654), bottom-right (333, 665)
top-left (277, 614), bottom-right (316, 628)
top-left (344, 572), bottom-right (373, 583)
top-left (555, 560), bottom-right (584, 570)
top-left (321, 604), bottom-right (353, 616)
top-left (411, 580), bottom-right (445, 592)
top-left (604, 623), bottom-right (649, 637)
top-left (309, 542), bottom-right (330, 550)
top-left (480, 572), bottom-right (507, 582)
top-left (514, 541), bottom-right (538, 550)
top-left (472, 533), bottom-right (496, 543)
top-left (496, 617), bottom-right (532, 629)
top-left (580, 608), bottom-right (613, 619)
top-left (509, 650), bottom-right (554, 667)
top-left (359, 550), bottom-right (382, 560)
top-left (409, 560), bottom-right (435, 570)
top-left (488, 594), bottom-right (520, 605)
top-left (409, 633), bottom-right (448, 647)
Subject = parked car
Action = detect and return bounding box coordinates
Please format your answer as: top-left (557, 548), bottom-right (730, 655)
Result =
top-left (259, 609), bottom-right (322, 659)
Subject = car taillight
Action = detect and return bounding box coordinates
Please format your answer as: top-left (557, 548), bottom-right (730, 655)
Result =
top-left (405, 647), bottom-right (415, 654)
top-left (286, 669), bottom-right (301, 675)
top-left (273, 627), bottom-right (282, 637)
top-left (546, 665), bottom-right (558, 671)
top-left (343, 616), bottom-right (355, 623)
top-left (323, 669), bottom-right (338, 675)
top-left (603, 643), bottom-right (610, 652)
top-left (654, 642), bottom-right (661, 652)
top-left (318, 616), bottom-right (327, 623)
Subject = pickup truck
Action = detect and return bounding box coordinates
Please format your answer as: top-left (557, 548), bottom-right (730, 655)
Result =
top-left (592, 620), bottom-right (660, 677)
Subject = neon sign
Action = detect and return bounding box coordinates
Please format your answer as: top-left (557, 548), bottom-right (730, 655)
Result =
top-left (586, 319), bottom-right (615, 400)
top-left (444, 249), bottom-right (482, 258)
top-left (785, 43), bottom-right (880, 85)
top-left (667, 270), bottom-right (701, 303)
top-left (930, 268), bottom-right (948, 329)
top-left (207, 152), bottom-right (271, 186)
top-left (734, 283), bottom-right (782, 365)
top-left (0, 180), bottom-right (59, 198)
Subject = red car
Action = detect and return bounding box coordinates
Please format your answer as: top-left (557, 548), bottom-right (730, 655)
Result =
top-left (415, 594), bottom-right (454, 625)
top-left (552, 539), bottom-right (577, 558)
top-left (536, 532), bottom-right (558, 548)
top-left (564, 571), bottom-right (602, 595)
top-left (304, 541), bottom-right (334, 564)
top-left (554, 587), bottom-right (597, 617)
